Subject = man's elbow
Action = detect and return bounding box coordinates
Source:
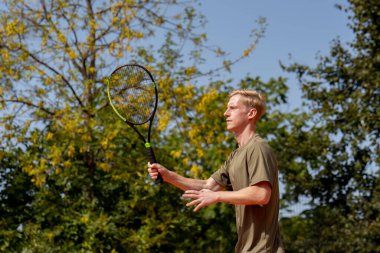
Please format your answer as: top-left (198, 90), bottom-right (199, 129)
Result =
top-left (253, 182), bottom-right (272, 205)
top-left (205, 178), bottom-right (224, 191)
top-left (259, 189), bottom-right (271, 205)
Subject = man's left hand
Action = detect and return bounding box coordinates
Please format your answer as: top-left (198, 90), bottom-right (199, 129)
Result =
top-left (182, 189), bottom-right (219, 212)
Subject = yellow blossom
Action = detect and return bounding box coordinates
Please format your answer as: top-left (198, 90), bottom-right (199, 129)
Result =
top-left (80, 214), bottom-right (89, 224)
top-left (190, 164), bottom-right (202, 177)
top-left (170, 150), bottom-right (182, 159)
top-left (67, 144), bottom-right (75, 157)
top-left (46, 132), bottom-right (54, 140)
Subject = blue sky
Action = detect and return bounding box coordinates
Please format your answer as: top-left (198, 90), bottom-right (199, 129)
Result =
top-left (197, 0), bottom-right (354, 110)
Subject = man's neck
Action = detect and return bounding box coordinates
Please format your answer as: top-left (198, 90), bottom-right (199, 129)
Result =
top-left (235, 128), bottom-right (256, 147)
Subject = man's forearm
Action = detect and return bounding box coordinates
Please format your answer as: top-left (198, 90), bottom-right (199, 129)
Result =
top-left (182, 183), bottom-right (271, 212)
top-left (216, 183), bottom-right (271, 205)
top-left (165, 170), bottom-right (207, 191)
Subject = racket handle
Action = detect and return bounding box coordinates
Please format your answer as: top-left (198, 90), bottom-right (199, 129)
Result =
top-left (146, 146), bottom-right (163, 184)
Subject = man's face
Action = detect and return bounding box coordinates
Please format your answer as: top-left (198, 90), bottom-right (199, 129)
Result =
top-left (224, 95), bottom-right (253, 133)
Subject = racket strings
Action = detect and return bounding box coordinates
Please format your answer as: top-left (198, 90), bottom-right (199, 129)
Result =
top-left (109, 66), bottom-right (156, 124)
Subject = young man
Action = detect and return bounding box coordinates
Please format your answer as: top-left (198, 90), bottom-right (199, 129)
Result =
top-left (148, 90), bottom-right (284, 253)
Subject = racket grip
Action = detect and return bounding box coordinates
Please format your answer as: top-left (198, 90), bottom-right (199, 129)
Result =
top-left (146, 146), bottom-right (163, 184)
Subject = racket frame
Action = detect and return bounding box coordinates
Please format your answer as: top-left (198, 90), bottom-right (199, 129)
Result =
top-left (106, 64), bottom-right (162, 184)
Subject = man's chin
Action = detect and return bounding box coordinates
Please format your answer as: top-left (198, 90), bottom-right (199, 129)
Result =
top-left (226, 126), bottom-right (234, 132)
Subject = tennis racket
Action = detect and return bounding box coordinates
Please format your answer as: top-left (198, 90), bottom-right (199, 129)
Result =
top-left (106, 64), bottom-right (163, 184)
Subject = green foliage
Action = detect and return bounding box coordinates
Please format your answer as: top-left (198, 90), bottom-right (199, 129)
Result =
top-left (280, 0), bottom-right (380, 251)
top-left (0, 148), bottom-right (36, 252)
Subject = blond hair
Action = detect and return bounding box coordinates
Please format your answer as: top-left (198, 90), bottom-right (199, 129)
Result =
top-left (229, 90), bottom-right (266, 121)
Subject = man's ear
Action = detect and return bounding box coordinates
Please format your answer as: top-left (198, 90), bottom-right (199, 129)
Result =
top-left (248, 108), bottom-right (257, 119)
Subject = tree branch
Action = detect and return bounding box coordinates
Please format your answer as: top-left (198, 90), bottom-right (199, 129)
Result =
top-left (2, 99), bottom-right (55, 116)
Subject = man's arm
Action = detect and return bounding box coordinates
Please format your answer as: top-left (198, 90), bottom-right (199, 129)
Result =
top-left (182, 181), bottom-right (272, 212)
top-left (148, 163), bottom-right (224, 191)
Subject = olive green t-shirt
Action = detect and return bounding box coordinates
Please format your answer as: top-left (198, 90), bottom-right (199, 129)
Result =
top-left (211, 135), bottom-right (284, 253)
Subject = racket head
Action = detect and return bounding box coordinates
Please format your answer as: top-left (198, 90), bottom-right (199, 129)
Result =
top-left (107, 64), bottom-right (158, 125)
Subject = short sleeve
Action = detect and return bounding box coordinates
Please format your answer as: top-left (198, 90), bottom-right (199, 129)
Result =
top-left (248, 142), bottom-right (277, 187)
top-left (211, 157), bottom-right (233, 191)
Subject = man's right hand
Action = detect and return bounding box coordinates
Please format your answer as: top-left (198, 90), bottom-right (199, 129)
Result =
top-left (148, 162), bottom-right (169, 182)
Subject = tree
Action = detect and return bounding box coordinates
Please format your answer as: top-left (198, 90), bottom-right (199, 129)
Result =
top-left (0, 147), bottom-right (37, 252)
top-left (279, 0), bottom-right (380, 251)
top-left (0, 0), bottom-right (274, 252)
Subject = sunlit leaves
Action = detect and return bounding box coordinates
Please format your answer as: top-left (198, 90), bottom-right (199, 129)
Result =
top-left (195, 88), bottom-right (218, 114)
top-left (157, 109), bottom-right (170, 131)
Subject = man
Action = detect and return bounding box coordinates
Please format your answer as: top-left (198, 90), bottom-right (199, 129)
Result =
top-left (148, 90), bottom-right (284, 253)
